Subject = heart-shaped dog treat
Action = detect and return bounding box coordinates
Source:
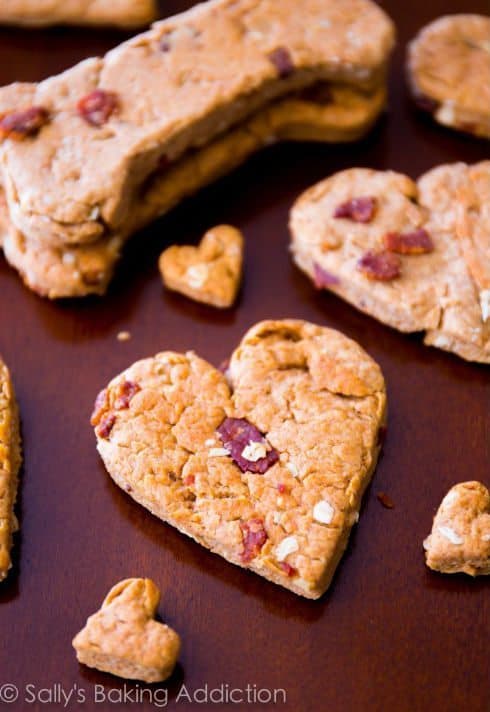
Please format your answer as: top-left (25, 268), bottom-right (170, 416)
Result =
top-left (159, 225), bottom-right (243, 308)
top-left (290, 162), bottom-right (490, 363)
top-left (72, 578), bottom-right (181, 682)
top-left (424, 482), bottom-right (490, 576)
top-left (407, 15), bottom-right (490, 139)
top-left (0, 357), bottom-right (21, 582)
top-left (91, 320), bottom-right (386, 599)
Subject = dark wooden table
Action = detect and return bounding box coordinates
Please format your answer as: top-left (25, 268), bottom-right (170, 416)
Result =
top-left (0, 2), bottom-right (488, 711)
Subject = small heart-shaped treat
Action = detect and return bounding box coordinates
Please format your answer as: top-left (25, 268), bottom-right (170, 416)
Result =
top-left (159, 225), bottom-right (243, 308)
top-left (290, 162), bottom-right (490, 363)
top-left (407, 15), bottom-right (490, 139)
top-left (0, 358), bottom-right (21, 582)
top-left (72, 578), bottom-right (181, 682)
top-left (91, 320), bottom-right (386, 599)
top-left (424, 482), bottom-right (490, 576)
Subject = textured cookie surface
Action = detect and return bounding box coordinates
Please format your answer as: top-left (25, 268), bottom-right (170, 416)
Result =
top-left (0, 82), bottom-right (386, 298)
top-left (159, 225), bottom-right (244, 308)
top-left (0, 358), bottom-right (21, 582)
top-left (423, 482), bottom-right (490, 575)
top-left (0, 0), bottom-right (394, 253)
top-left (290, 162), bottom-right (490, 363)
top-left (0, 0), bottom-right (157, 28)
top-left (91, 320), bottom-right (386, 599)
top-left (407, 14), bottom-right (490, 139)
top-left (72, 578), bottom-right (181, 682)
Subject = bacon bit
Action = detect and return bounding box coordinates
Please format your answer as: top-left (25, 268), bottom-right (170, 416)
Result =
top-left (0, 106), bottom-right (49, 140)
top-left (90, 388), bottom-right (108, 426)
top-left (268, 47), bottom-right (294, 78)
top-left (334, 196), bottom-right (377, 223)
top-left (97, 413), bottom-right (116, 439)
top-left (240, 518), bottom-right (268, 562)
top-left (77, 89), bottom-right (118, 127)
top-left (279, 561), bottom-right (297, 577)
top-left (384, 228), bottom-right (434, 255)
top-left (217, 417), bottom-right (279, 474)
top-left (114, 380), bottom-right (141, 410)
top-left (313, 263), bottom-right (340, 289)
top-left (298, 82), bottom-right (333, 105)
top-left (277, 483), bottom-right (287, 494)
top-left (160, 34), bottom-right (172, 52)
top-left (183, 474), bottom-right (195, 486)
top-left (377, 492), bottom-right (395, 509)
top-left (125, 484), bottom-right (133, 493)
top-left (357, 250), bottom-right (401, 281)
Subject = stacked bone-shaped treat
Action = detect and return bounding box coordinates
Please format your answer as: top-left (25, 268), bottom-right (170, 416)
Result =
top-left (0, 0), bottom-right (394, 298)
top-left (0, 0), bottom-right (158, 28)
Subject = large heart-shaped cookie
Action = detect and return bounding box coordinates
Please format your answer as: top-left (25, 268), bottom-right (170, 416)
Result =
top-left (72, 578), bottom-right (181, 682)
top-left (91, 320), bottom-right (386, 599)
top-left (290, 162), bottom-right (490, 363)
top-left (424, 482), bottom-right (490, 576)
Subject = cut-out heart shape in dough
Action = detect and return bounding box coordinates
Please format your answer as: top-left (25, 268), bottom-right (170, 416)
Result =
top-left (159, 225), bottom-right (243, 308)
top-left (91, 320), bottom-right (386, 599)
top-left (72, 578), bottom-right (181, 682)
top-left (424, 481), bottom-right (490, 576)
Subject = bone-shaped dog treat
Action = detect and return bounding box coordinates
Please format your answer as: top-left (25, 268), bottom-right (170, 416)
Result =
top-left (91, 320), bottom-right (387, 599)
top-left (0, 82), bottom-right (387, 298)
top-left (0, 0), bottom-right (394, 257)
top-left (290, 162), bottom-right (490, 364)
top-left (0, 0), bottom-right (157, 28)
top-left (0, 358), bottom-right (21, 583)
top-left (423, 482), bottom-right (490, 576)
top-left (72, 578), bottom-right (181, 682)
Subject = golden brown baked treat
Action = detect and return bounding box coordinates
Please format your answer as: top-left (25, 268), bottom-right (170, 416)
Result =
top-left (424, 482), bottom-right (490, 575)
top-left (72, 578), bottom-right (181, 682)
top-left (159, 225), bottom-right (244, 308)
top-left (0, 0), bottom-right (394, 297)
top-left (0, 358), bottom-right (21, 582)
top-left (0, 83), bottom-right (387, 298)
top-left (407, 14), bottom-right (490, 139)
top-left (290, 162), bottom-right (490, 364)
top-left (0, 0), bottom-right (157, 28)
top-left (0, 0), bottom-right (394, 247)
top-left (91, 320), bottom-right (387, 599)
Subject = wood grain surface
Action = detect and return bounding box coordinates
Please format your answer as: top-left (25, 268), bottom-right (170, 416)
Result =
top-left (0, 2), bottom-right (488, 711)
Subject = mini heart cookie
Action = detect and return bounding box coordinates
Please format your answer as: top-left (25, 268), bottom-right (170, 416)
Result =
top-left (72, 578), bottom-right (181, 682)
top-left (91, 320), bottom-right (386, 599)
top-left (424, 482), bottom-right (490, 576)
top-left (159, 225), bottom-right (243, 308)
